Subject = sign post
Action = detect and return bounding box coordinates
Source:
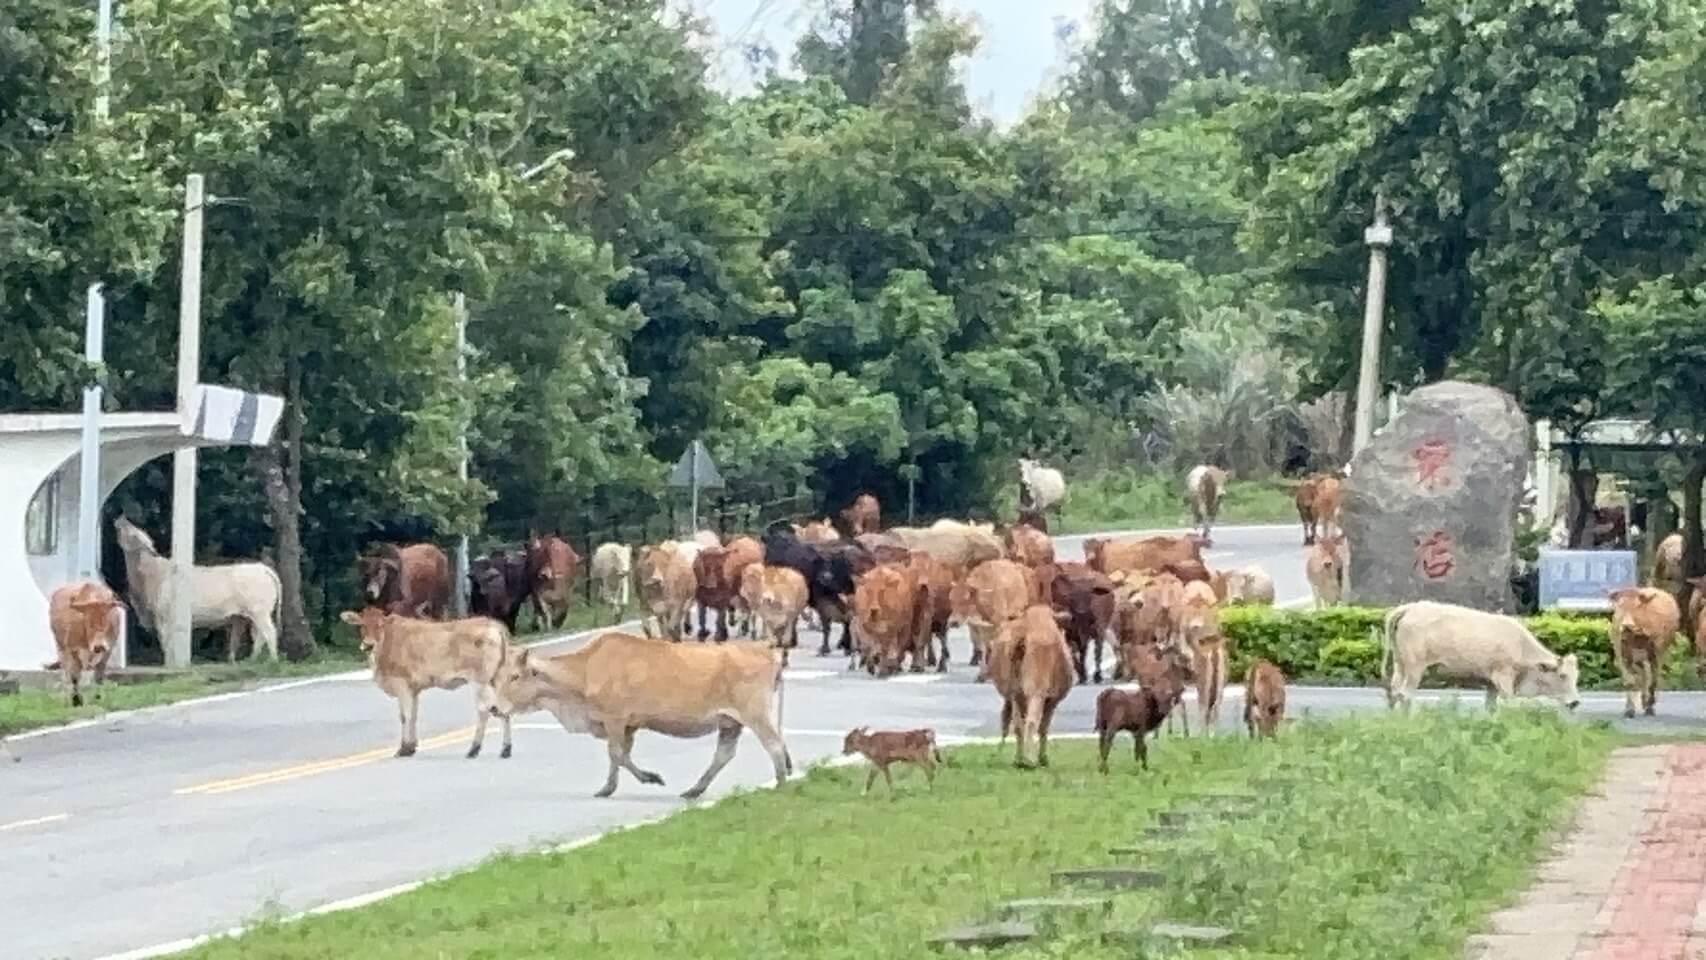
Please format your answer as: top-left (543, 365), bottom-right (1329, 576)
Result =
top-left (668, 440), bottom-right (723, 534)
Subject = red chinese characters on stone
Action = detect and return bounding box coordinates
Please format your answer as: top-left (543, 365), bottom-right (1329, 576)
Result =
top-left (1412, 439), bottom-right (1453, 493)
top-left (1415, 531), bottom-right (1455, 579)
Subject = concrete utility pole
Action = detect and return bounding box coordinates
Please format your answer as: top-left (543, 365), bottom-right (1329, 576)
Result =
top-left (75, 0), bottom-right (116, 581)
top-left (1353, 197), bottom-right (1393, 456)
top-left (167, 174), bottom-right (205, 669)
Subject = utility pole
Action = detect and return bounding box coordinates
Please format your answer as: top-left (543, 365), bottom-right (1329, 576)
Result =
top-left (75, 0), bottom-right (115, 582)
top-left (452, 291), bottom-right (469, 617)
top-left (167, 174), bottom-right (204, 669)
top-left (1353, 197), bottom-right (1393, 456)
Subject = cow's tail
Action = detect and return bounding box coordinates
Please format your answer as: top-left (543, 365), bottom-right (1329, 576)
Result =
top-left (1380, 604), bottom-right (1409, 698)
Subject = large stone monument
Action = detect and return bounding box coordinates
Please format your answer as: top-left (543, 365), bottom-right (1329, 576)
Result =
top-left (1341, 380), bottom-right (1530, 612)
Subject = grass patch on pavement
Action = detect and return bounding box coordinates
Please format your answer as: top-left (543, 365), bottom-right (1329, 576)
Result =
top-left (177, 708), bottom-right (1608, 960)
top-left (1051, 470), bottom-right (1298, 535)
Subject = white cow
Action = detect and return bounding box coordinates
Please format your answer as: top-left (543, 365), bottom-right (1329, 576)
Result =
top-left (590, 542), bottom-right (633, 621)
top-left (1380, 601), bottom-right (1581, 712)
top-left (1018, 458), bottom-right (1066, 512)
top-left (113, 516), bottom-right (281, 660)
top-left (1184, 464), bottom-right (1229, 541)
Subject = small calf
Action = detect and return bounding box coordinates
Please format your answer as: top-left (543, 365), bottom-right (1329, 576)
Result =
top-left (842, 727), bottom-right (941, 794)
top-left (1244, 658), bottom-right (1287, 739)
top-left (1094, 646), bottom-right (1194, 773)
top-left (47, 581), bottom-right (124, 707)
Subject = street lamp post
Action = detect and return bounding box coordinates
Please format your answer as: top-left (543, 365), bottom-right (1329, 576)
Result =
top-left (1352, 198), bottom-right (1393, 457)
top-left (75, 0), bottom-right (115, 582)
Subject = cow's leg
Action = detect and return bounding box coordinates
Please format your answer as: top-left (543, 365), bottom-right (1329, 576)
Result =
top-left (1097, 729), bottom-right (1115, 774)
top-left (862, 766), bottom-right (878, 795)
top-left (815, 604), bottom-right (833, 657)
top-left (1485, 667), bottom-right (1517, 712)
top-left (998, 698), bottom-right (1013, 746)
top-left (1036, 698), bottom-right (1061, 767)
top-left (1136, 731), bottom-right (1149, 770)
top-left (226, 618), bottom-right (245, 662)
top-left (251, 613), bottom-right (279, 661)
top-left (744, 713), bottom-right (792, 786)
top-left (1092, 630), bottom-right (1106, 684)
top-left (1642, 656), bottom-right (1658, 716)
top-left (64, 661), bottom-right (82, 707)
top-left (396, 690), bottom-right (420, 757)
top-left (1613, 635), bottom-right (1639, 718)
top-left (613, 726), bottom-right (666, 787)
top-left (467, 691), bottom-right (491, 759)
top-left (935, 625), bottom-right (950, 673)
top-left (880, 763), bottom-right (897, 795)
top-left (1015, 695), bottom-right (1043, 768)
top-left (682, 720), bottom-right (744, 799)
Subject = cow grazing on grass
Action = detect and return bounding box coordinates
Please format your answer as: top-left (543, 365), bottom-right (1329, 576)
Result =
top-left (339, 607), bottom-right (515, 759)
top-left (47, 581), bottom-right (123, 706)
top-left (740, 564), bottom-right (809, 652)
top-left (1018, 458), bottom-right (1066, 512)
top-left (358, 541), bottom-right (451, 621)
top-left (1381, 601), bottom-right (1581, 712)
top-left (1609, 587), bottom-right (1683, 718)
top-left (468, 549), bottom-right (531, 632)
top-left (636, 543), bottom-right (697, 642)
top-left (840, 494), bottom-right (881, 536)
top-left (115, 516), bottom-right (282, 661)
top-left (1185, 464), bottom-right (1229, 543)
top-left (949, 559), bottom-right (1035, 680)
top-left (590, 542), bottom-right (632, 621)
top-left (489, 633), bottom-right (791, 799)
top-left (1306, 535), bottom-right (1347, 609)
top-left (989, 604), bottom-right (1074, 768)
top-left (1094, 645), bottom-right (1193, 774)
top-left (1244, 659), bottom-right (1287, 739)
top-left (526, 534), bottom-right (580, 630)
top-left (1044, 562), bottom-right (1118, 685)
top-left (842, 727), bottom-right (940, 794)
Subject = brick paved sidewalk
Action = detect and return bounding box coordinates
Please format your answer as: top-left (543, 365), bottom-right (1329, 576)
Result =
top-left (1469, 744), bottom-right (1706, 960)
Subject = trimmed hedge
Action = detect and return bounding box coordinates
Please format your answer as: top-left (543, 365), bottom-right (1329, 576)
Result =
top-left (1220, 605), bottom-right (1695, 691)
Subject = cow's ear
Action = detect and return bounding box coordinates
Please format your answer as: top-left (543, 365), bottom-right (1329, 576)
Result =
top-left (1638, 592), bottom-right (1653, 605)
top-left (1536, 660), bottom-right (1557, 673)
top-left (339, 610), bottom-right (361, 626)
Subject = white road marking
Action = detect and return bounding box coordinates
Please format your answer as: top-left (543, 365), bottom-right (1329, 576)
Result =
top-left (782, 669), bottom-right (838, 680)
top-left (887, 673), bottom-right (946, 684)
top-left (0, 812), bottom-right (70, 833)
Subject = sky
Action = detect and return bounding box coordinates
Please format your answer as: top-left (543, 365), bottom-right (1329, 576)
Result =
top-left (675, 0), bottom-right (1099, 126)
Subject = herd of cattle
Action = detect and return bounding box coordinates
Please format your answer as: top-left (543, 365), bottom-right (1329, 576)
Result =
top-left (38, 457), bottom-right (1702, 798)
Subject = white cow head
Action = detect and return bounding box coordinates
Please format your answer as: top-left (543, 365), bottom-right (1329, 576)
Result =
top-left (1517, 654), bottom-right (1581, 710)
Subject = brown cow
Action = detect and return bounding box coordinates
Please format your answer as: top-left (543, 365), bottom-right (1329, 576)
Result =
top-left (1610, 587), bottom-right (1683, 718)
top-left (636, 543), bottom-right (697, 642)
top-left (1111, 572), bottom-right (1185, 681)
top-left (1004, 523), bottom-right (1055, 569)
top-left (720, 536), bottom-right (764, 636)
top-left (1044, 562), bottom-right (1117, 685)
top-left (1244, 658), bottom-right (1287, 739)
top-left (693, 547), bottom-right (742, 641)
top-left (526, 534), bottom-right (580, 631)
top-left (740, 564), bottom-right (809, 652)
top-left (949, 558), bottom-right (1035, 680)
top-left (1294, 475), bottom-right (1321, 545)
top-left (1094, 644), bottom-right (1194, 774)
top-left (1083, 535), bottom-right (1205, 577)
top-left (360, 543), bottom-right (451, 619)
top-left (1313, 475), bottom-right (1344, 540)
top-left (989, 604), bottom-right (1074, 768)
top-left (907, 552), bottom-right (956, 671)
top-left (840, 494), bottom-right (881, 536)
top-left (852, 563), bottom-right (933, 676)
top-left (1176, 582), bottom-right (1225, 732)
top-left (1306, 535), bottom-right (1347, 609)
top-left (488, 633), bottom-right (791, 799)
top-left (842, 727), bottom-right (940, 794)
top-left (339, 607), bottom-right (515, 759)
top-left (46, 581), bottom-right (123, 706)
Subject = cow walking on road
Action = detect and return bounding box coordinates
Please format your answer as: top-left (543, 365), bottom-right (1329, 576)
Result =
top-left (1184, 464), bottom-right (1228, 544)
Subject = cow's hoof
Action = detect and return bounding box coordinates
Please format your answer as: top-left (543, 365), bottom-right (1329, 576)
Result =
top-left (1013, 760), bottom-right (1035, 770)
top-left (1644, 705), bottom-right (1656, 717)
top-left (500, 744), bottom-right (512, 759)
top-left (1625, 708), bottom-right (1637, 719)
top-left (1093, 672), bottom-right (1104, 685)
top-left (465, 744), bottom-right (482, 759)
top-left (70, 694), bottom-right (83, 707)
top-left (640, 772), bottom-right (666, 786)
top-left (680, 787), bottom-right (707, 800)
top-left (396, 743), bottom-right (417, 758)
top-left (594, 785), bottom-right (616, 798)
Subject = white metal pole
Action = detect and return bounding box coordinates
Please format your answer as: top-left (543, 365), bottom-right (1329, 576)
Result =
top-left (1352, 200), bottom-right (1393, 456)
top-left (167, 174), bottom-right (204, 669)
top-left (75, 0), bottom-right (115, 582)
top-left (689, 443), bottom-right (700, 534)
top-left (452, 292), bottom-right (470, 617)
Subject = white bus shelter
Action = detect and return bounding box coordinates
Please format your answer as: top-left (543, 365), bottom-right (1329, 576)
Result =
top-left (0, 385), bottom-right (280, 672)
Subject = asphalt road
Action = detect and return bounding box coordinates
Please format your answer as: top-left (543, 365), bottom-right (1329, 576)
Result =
top-left (5, 524), bottom-right (1705, 960)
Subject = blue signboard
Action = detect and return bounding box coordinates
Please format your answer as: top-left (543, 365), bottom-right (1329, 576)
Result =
top-left (1537, 549), bottom-right (1637, 611)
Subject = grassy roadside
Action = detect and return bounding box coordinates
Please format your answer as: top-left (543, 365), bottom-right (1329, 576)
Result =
top-left (1052, 472), bottom-right (1299, 535)
top-left (177, 709), bottom-right (1609, 960)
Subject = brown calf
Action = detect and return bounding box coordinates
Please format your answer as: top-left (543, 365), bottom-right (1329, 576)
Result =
top-left (1609, 587), bottom-right (1682, 718)
top-left (1244, 658), bottom-right (1287, 739)
top-left (47, 581), bottom-right (124, 706)
top-left (842, 727), bottom-right (940, 794)
top-left (339, 607), bottom-right (515, 759)
top-left (1095, 645), bottom-right (1194, 774)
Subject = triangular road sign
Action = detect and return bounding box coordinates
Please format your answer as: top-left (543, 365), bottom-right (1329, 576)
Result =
top-left (668, 439), bottom-right (724, 489)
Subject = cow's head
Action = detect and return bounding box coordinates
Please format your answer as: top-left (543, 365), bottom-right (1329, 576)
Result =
top-left (1519, 654), bottom-right (1581, 710)
top-left (489, 646), bottom-right (554, 716)
top-left (70, 595), bottom-right (123, 660)
top-left (360, 548), bottom-right (402, 602)
top-left (113, 516), bottom-right (155, 556)
top-left (1082, 538), bottom-right (1106, 572)
top-left (339, 607), bottom-right (390, 653)
top-left (470, 561), bottom-right (509, 612)
top-left (842, 727), bottom-right (872, 755)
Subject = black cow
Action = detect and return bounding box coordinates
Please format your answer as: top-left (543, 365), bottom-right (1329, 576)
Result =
top-left (761, 522), bottom-right (874, 657)
top-left (468, 548), bottom-right (531, 632)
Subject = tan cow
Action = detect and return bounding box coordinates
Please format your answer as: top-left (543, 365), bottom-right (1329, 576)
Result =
top-left (1083, 535), bottom-right (1205, 577)
top-left (1244, 659), bottom-right (1287, 739)
top-left (740, 564), bottom-right (809, 651)
top-left (794, 519), bottom-right (839, 545)
top-left (906, 551), bottom-right (956, 671)
top-left (988, 604), bottom-right (1074, 769)
top-left (948, 558), bottom-right (1035, 680)
top-left (635, 543), bottom-right (697, 642)
top-left (1111, 572), bottom-right (1185, 682)
top-left (339, 608), bottom-right (515, 759)
top-left (721, 536), bottom-right (764, 635)
top-left (1609, 587), bottom-right (1683, 718)
top-left (851, 563), bottom-right (932, 676)
top-left (488, 633), bottom-right (791, 799)
top-left (890, 520), bottom-right (1005, 579)
top-left (1653, 532), bottom-right (1684, 591)
top-left (1176, 581), bottom-right (1226, 732)
top-left (1220, 565), bottom-right (1276, 606)
top-left (1306, 535), bottom-right (1347, 609)
top-left (46, 581), bottom-right (123, 706)
top-left (1313, 476), bottom-right (1344, 540)
top-left (1004, 523), bottom-right (1054, 569)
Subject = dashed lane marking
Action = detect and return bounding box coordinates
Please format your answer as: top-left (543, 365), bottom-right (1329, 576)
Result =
top-left (0, 812), bottom-right (70, 833)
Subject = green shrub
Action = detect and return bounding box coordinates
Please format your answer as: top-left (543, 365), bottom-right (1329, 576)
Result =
top-left (1219, 605), bottom-right (1676, 690)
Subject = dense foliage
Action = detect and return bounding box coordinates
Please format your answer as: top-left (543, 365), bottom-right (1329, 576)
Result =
top-left (6, 0), bottom-right (1706, 656)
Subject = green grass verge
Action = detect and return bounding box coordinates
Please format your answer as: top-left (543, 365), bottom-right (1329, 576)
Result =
top-left (177, 709), bottom-right (1609, 960)
top-left (1051, 470), bottom-right (1298, 535)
